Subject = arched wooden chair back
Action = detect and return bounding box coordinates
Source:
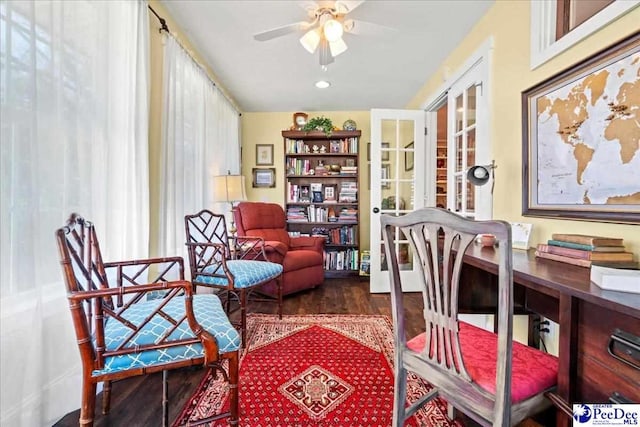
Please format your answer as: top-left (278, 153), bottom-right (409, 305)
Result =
top-left (383, 208), bottom-right (558, 426)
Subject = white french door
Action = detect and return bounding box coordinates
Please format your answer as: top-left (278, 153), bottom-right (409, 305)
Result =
top-left (369, 109), bottom-right (426, 293)
top-left (446, 64), bottom-right (492, 220)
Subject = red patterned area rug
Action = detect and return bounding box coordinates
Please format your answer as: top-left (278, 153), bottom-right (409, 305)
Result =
top-left (173, 314), bottom-right (462, 427)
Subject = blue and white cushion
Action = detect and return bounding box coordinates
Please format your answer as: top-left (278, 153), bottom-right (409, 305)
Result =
top-left (196, 260), bottom-right (282, 289)
top-left (94, 294), bottom-right (239, 376)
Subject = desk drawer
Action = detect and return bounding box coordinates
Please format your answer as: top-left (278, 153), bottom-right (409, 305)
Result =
top-left (577, 301), bottom-right (640, 403)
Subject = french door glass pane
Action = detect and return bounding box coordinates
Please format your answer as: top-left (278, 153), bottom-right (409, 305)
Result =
top-left (466, 85), bottom-right (476, 127)
top-left (378, 118), bottom-right (416, 271)
top-left (467, 128), bottom-right (476, 167)
top-left (455, 94), bottom-right (463, 132)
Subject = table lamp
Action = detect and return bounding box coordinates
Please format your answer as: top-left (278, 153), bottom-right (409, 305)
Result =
top-left (213, 171), bottom-right (247, 238)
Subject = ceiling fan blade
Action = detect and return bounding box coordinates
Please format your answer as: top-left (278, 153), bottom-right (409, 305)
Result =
top-left (334, 0), bottom-right (365, 15)
top-left (299, 1), bottom-right (320, 19)
top-left (253, 21), bottom-right (314, 42)
top-left (343, 18), bottom-right (397, 36)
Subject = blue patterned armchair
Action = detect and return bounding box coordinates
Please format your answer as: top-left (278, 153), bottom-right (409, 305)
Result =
top-left (184, 209), bottom-right (284, 346)
top-left (56, 214), bottom-right (240, 427)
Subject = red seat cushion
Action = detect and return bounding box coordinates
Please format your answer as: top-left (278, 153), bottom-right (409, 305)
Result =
top-left (283, 249), bottom-right (323, 271)
top-left (406, 321), bottom-right (558, 403)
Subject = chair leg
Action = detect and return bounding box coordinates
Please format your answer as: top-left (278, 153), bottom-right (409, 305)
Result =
top-left (101, 380), bottom-right (111, 414)
top-left (162, 370), bottom-right (169, 427)
top-left (277, 276), bottom-right (283, 320)
top-left (79, 376), bottom-right (97, 427)
top-left (392, 365), bottom-right (408, 427)
top-left (225, 289), bottom-right (231, 315)
top-left (240, 289), bottom-right (247, 347)
top-left (228, 351), bottom-right (240, 426)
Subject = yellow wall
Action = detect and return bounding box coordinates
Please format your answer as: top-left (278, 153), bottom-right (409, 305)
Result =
top-left (241, 112), bottom-right (371, 249)
top-left (409, 2), bottom-right (640, 253)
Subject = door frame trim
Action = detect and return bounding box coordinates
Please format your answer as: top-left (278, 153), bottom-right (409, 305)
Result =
top-left (422, 37), bottom-right (494, 219)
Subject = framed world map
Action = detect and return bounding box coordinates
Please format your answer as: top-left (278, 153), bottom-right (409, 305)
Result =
top-left (522, 31), bottom-right (640, 224)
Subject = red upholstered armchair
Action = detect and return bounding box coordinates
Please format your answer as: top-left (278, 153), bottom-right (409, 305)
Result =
top-left (234, 202), bottom-right (325, 296)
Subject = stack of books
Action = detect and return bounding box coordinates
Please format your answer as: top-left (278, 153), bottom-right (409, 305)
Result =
top-left (338, 182), bottom-right (357, 202)
top-left (535, 234), bottom-right (634, 268)
top-left (340, 165), bottom-right (357, 175)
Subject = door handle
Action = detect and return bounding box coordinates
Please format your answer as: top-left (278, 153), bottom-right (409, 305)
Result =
top-left (373, 207), bottom-right (380, 213)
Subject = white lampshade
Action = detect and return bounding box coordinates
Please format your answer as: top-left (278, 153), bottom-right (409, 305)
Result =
top-left (300, 29), bottom-right (320, 54)
top-left (323, 19), bottom-right (343, 42)
top-left (329, 37), bottom-right (348, 57)
top-left (213, 174), bottom-right (247, 203)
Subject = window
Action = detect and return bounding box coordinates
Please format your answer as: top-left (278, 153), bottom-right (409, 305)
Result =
top-left (555, 0), bottom-right (614, 40)
top-left (530, 0), bottom-right (639, 69)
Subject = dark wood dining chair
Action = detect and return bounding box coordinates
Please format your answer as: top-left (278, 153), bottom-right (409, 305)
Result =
top-left (56, 213), bottom-right (240, 426)
top-left (381, 207), bottom-right (559, 426)
top-left (184, 209), bottom-right (283, 346)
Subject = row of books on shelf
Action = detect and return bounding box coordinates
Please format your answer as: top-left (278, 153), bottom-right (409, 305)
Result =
top-left (287, 182), bottom-right (358, 203)
top-left (286, 206), bottom-right (358, 223)
top-left (285, 159), bottom-right (358, 177)
top-left (535, 233), bottom-right (634, 268)
top-left (321, 226), bottom-right (357, 245)
top-left (324, 248), bottom-right (359, 271)
top-left (286, 138), bottom-right (359, 154)
top-left (286, 158), bottom-right (313, 176)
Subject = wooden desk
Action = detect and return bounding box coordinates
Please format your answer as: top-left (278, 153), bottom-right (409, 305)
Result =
top-left (460, 246), bottom-right (640, 425)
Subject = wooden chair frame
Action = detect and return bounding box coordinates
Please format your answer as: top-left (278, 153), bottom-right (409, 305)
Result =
top-left (56, 214), bottom-right (239, 426)
top-left (382, 207), bottom-right (553, 426)
top-left (184, 209), bottom-right (283, 346)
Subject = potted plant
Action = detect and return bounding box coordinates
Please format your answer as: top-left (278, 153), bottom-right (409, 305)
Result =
top-left (303, 116), bottom-right (334, 137)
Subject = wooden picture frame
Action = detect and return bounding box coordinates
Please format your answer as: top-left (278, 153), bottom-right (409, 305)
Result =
top-left (404, 142), bottom-right (414, 171)
top-left (256, 144), bottom-right (274, 166)
top-left (324, 184), bottom-right (337, 202)
top-left (367, 142), bottom-right (390, 161)
top-left (522, 32), bottom-right (640, 224)
top-left (252, 168), bottom-right (276, 188)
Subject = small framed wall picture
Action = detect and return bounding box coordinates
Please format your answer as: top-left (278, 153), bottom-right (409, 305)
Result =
top-left (256, 144), bottom-right (274, 166)
top-left (252, 168), bottom-right (276, 188)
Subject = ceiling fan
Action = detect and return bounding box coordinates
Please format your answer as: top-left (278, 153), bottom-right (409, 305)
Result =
top-left (253, 1), bottom-right (369, 67)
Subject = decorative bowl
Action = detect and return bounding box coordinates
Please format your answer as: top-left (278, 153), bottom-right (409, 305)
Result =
top-left (328, 164), bottom-right (341, 173)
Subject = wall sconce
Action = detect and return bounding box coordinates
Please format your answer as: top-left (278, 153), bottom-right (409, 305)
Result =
top-left (466, 160), bottom-right (496, 186)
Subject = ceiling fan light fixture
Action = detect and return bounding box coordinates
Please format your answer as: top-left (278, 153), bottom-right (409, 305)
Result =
top-left (323, 19), bottom-right (344, 42)
top-left (300, 29), bottom-right (320, 54)
top-left (329, 37), bottom-right (348, 57)
top-left (315, 80), bottom-right (331, 89)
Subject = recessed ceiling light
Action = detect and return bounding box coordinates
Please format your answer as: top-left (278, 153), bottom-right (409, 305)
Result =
top-left (315, 80), bottom-right (331, 89)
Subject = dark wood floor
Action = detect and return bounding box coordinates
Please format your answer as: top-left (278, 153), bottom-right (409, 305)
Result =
top-left (53, 278), bottom-right (550, 427)
top-left (54, 278), bottom-right (421, 426)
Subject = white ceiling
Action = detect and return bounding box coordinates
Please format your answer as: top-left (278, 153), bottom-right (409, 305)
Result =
top-left (160, 0), bottom-right (494, 113)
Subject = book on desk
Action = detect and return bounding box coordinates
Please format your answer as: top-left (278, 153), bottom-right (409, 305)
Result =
top-left (591, 265), bottom-right (640, 294)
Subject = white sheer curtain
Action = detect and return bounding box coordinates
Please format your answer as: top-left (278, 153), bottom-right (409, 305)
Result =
top-left (159, 35), bottom-right (240, 259)
top-left (0, 1), bottom-right (149, 425)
